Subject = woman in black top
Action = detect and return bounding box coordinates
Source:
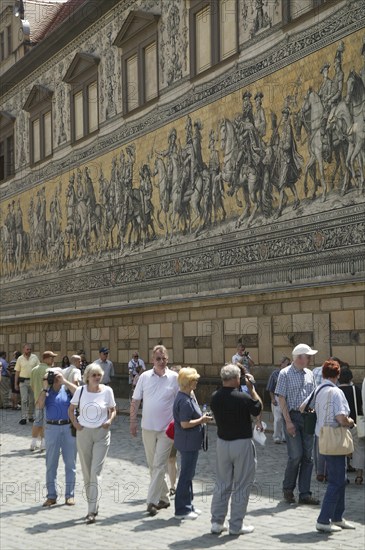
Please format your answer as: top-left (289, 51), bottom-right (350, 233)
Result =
top-left (339, 367), bottom-right (364, 485)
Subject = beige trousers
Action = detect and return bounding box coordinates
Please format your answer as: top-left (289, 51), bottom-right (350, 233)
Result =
top-left (142, 428), bottom-right (173, 506)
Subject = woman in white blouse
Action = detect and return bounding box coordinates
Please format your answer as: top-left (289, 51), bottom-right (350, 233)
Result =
top-left (69, 363), bottom-right (116, 524)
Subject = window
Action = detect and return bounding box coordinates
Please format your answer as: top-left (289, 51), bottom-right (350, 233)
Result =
top-left (23, 85), bottom-right (53, 165)
top-left (114, 10), bottom-right (160, 115)
top-left (7, 25), bottom-right (12, 57)
top-left (0, 32), bottom-right (4, 62)
top-left (0, 112), bottom-right (15, 182)
top-left (190, 0), bottom-right (238, 77)
top-left (63, 53), bottom-right (100, 143)
top-left (283, 0), bottom-right (331, 23)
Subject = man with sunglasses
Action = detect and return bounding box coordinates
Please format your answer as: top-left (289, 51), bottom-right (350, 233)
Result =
top-left (130, 345), bottom-right (178, 516)
top-left (94, 347), bottom-right (114, 386)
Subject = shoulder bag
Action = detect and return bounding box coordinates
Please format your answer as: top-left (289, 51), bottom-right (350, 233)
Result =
top-left (319, 388), bottom-right (354, 455)
top-left (70, 386), bottom-right (84, 437)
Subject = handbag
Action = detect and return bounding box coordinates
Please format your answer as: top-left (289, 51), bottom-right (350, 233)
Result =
top-left (319, 389), bottom-right (354, 455)
top-left (165, 420), bottom-right (175, 440)
top-left (352, 385), bottom-right (365, 439)
top-left (302, 385), bottom-right (331, 435)
top-left (70, 386), bottom-right (84, 437)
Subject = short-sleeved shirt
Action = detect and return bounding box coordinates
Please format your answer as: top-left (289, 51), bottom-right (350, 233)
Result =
top-left (128, 359), bottom-right (146, 376)
top-left (275, 364), bottom-right (315, 411)
top-left (312, 366), bottom-right (323, 387)
top-left (71, 385), bottom-right (116, 428)
top-left (15, 354), bottom-right (39, 378)
top-left (0, 358), bottom-right (9, 376)
top-left (63, 365), bottom-right (82, 384)
top-left (314, 381), bottom-right (350, 437)
top-left (266, 369), bottom-right (280, 393)
top-left (94, 358), bottom-right (114, 384)
top-left (133, 368), bottom-right (179, 432)
top-left (45, 385), bottom-right (73, 421)
top-left (232, 353), bottom-right (251, 373)
top-left (210, 387), bottom-right (262, 440)
top-left (173, 391), bottom-right (203, 452)
top-left (30, 363), bottom-right (49, 402)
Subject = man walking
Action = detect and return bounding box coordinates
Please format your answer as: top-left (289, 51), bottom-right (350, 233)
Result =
top-left (210, 364), bottom-right (262, 536)
top-left (14, 344), bottom-right (39, 424)
top-left (275, 343), bottom-right (319, 505)
top-left (30, 351), bottom-right (57, 451)
top-left (94, 347), bottom-right (114, 385)
top-left (130, 345), bottom-right (178, 516)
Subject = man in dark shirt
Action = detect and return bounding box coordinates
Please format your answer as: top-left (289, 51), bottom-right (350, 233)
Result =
top-left (210, 364), bottom-right (262, 536)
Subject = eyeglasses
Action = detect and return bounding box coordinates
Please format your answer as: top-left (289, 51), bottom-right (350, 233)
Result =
top-left (133, 355), bottom-right (139, 358)
top-left (155, 356), bottom-right (167, 362)
top-left (102, 352), bottom-right (109, 355)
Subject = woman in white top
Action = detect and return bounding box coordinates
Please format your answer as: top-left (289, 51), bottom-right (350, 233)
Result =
top-left (303, 360), bottom-right (355, 533)
top-left (69, 363), bottom-right (116, 524)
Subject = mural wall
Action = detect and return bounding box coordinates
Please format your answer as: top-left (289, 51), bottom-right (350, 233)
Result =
top-left (1, 32), bottom-right (364, 281)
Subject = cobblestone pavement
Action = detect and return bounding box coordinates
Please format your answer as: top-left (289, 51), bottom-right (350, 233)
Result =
top-left (1, 402), bottom-right (364, 550)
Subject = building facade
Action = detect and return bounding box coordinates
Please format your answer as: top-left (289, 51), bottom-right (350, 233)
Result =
top-left (1, 0), bottom-right (364, 394)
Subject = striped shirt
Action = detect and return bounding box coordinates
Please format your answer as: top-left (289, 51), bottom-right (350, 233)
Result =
top-left (275, 363), bottom-right (315, 411)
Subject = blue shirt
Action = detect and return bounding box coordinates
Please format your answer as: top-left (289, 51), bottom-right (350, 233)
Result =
top-left (173, 391), bottom-right (203, 452)
top-left (0, 358), bottom-right (9, 376)
top-left (45, 386), bottom-right (72, 421)
top-left (275, 363), bottom-right (315, 411)
top-left (266, 369), bottom-right (280, 392)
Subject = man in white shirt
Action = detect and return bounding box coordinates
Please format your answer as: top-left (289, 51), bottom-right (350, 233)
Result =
top-left (63, 355), bottom-right (82, 386)
top-left (232, 343), bottom-right (255, 373)
top-left (14, 344), bottom-right (40, 424)
top-left (130, 345), bottom-right (178, 517)
top-left (94, 347), bottom-right (114, 385)
top-left (128, 352), bottom-right (146, 385)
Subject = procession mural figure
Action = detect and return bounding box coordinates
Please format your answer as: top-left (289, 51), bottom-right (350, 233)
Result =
top-left (1, 39), bottom-right (364, 279)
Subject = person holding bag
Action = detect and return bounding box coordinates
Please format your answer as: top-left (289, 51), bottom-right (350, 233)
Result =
top-left (69, 363), bottom-right (116, 524)
top-left (312, 360), bottom-right (356, 533)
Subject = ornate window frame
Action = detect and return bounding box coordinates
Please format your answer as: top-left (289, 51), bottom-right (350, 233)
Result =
top-left (0, 111), bottom-right (15, 182)
top-left (23, 85), bottom-right (53, 166)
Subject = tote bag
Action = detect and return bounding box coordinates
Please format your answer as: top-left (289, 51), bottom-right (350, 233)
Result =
top-left (319, 389), bottom-right (353, 455)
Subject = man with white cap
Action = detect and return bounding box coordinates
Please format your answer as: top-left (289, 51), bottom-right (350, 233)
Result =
top-left (275, 343), bottom-right (319, 505)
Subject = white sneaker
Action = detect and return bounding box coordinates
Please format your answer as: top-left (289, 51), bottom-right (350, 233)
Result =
top-left (30, 440), bottom-right (37, 451)
top-left (193, 508), bottom-right (202, 515)
top-left (332, 519), bottom-right (356, 529)
top-left (229, 524), bottom-right (255, 535)
top-left (316, 522), bottom-right (342, 533)
top-left (175, 511), bottom-right (198, 520)
top-left (211, 522), bottom-right (227, 534)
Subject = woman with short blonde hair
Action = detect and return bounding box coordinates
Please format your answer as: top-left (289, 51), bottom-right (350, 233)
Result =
top-left (173, 367), bottom-right (211, 520)
top-left (82, 363), bottom-right (103, 384)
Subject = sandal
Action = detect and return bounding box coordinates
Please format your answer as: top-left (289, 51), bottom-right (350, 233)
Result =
top-left (355, 476), bottom-right (363, 485)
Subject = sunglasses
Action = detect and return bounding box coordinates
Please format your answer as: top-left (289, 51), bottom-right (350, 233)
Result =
top-left (155, 356), bottom-right (167, 362)
top-left (91, 373), bottom-right (102, 377)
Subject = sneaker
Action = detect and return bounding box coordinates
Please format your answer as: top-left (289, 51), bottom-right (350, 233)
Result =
top-left (42, 498), bottom-right (57, 507)
top-left (229, 524), bottom-right (255, 535)
top-left (19, 419), bottom-right (26, 425)
top-left (332, 519), bottom-right (356, 529)
top-left (274, 438), bottom-right (281, 444)
top-left (211, 522), bottom-right (227, 534)
top-left (30, 440), bottom-right (38, 451)
top-left (299, 496), bottom-right (320, 505)
top-left (316, 522), bottom-right (342, 533)
top-left (65, 498), bottom-right (75, 506)
top-left (283, 490), bottom-right (296, 503)
top-left (193, 508), bottom-right (202, 515)
top-left (147, 503), bottom-right (158, 516)
top-left (174, 512), bottom-right (198, 520)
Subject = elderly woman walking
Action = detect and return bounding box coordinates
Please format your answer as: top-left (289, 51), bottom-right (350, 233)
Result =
top-left (301, 359), bottom-right (356, 533)
top-left (69, 363), bottom-right (116, 524)
top-left (173, 367), bottom-right (211, 520)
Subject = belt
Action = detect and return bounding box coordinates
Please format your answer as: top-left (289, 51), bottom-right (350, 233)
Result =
top-left (19, 377), bottom-right (30, 380)
top-left (46, 420), bottom-right (71, 425)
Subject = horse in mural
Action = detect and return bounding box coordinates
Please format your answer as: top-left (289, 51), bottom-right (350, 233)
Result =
top-left (328, 70), bottom-right (365, 195)
top-left (219, 117), bottom-right (265, 227)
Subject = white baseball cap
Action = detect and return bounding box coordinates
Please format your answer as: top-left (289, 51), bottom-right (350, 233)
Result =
top-left (292, 344), bottom-right (318, 356)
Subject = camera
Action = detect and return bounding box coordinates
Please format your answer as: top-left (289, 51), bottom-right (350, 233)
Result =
top-left (46, 371), bottom-right (55, 386)
top-left (243, 351), bottom-right (249, 357)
